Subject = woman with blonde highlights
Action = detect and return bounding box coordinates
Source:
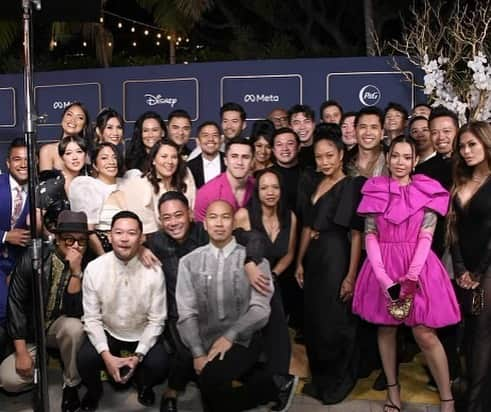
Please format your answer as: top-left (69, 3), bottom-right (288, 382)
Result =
top-left (448, 121), bottom-right (491, 412)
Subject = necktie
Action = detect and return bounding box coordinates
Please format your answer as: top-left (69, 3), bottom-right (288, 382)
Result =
top-left (11, 186), bottom-right (23, 227)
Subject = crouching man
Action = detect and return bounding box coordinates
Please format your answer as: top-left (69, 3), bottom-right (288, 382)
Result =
top-left (176, 200), bottom-right (283, 412)
top-left (77, 211), bottom-right (168, 411)
top-left (0, 210), bottom-right (88, 412)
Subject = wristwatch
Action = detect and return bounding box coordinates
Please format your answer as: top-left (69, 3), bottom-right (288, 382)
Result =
top-left (71, 272), bottom-right (83, 280)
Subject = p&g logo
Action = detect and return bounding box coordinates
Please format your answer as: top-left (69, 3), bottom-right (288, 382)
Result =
top-left (358, 85), bottom-right (381, 107)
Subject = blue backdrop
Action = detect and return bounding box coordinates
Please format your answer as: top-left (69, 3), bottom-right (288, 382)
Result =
top-left (0, 56), bottom-right (424, 164)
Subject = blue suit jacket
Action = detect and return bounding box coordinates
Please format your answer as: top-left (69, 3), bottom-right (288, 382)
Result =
top-left (0, 173), bottom-right (29, 326)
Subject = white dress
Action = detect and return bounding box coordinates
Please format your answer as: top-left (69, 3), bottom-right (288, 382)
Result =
top-left (68, 176), bottom-right (119, 226)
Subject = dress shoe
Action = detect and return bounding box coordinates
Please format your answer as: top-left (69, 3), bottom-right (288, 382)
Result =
top-left (61, 385), bottom-right (80, 412)
top-left (137, 386), bottom-right (155, 406)
top-left (160, 395), bottom-right (178, 412)
top-left (80, 390), bottom-right (102, 411)
top-left (271, 374), bottom-right (299, 412)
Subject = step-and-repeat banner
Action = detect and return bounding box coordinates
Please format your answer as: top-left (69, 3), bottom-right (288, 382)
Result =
top-left (0, 56), bottom-right (423, 161)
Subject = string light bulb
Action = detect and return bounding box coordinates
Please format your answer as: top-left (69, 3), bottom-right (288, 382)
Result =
top-left (157, 33), bottom-right (162, 39)
top-left (83, 41), bottom-right (87, 47)
top-left (99, 17), bottom-right (104, 24)
top-left (167, 35), bottom-right (172, 40)
top-left (144, 30), bottom-right (149, 36)
top-left (108, 42), bottom-right (112, 47)
top-left (132, 41), bottom-right (137, 47)
top-left (118, 22), bottom-right (123, 28)
top-left (131, 27), bottom-right (135, 32)
top-left (156, 41), bottom-right (160, 46)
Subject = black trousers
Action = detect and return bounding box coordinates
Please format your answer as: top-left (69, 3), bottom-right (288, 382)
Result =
top-left (165, 320), bottom-right (196, 391)
top-left (77, 333), bottom-right (169, 395)
top-left (198, 336), bottom-right (278, 412)
top-left (165, 287), bottom-right (291, 393)
top-left (465, 276), bottom-right (491, 412)
top-left (262, 286), bottom-right (291, 376)
top-left (0, 325), bottom-right (10, 362)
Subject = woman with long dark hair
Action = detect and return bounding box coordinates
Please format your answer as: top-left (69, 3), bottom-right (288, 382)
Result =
top-left (234, 167), bottom-right (298, 400)
top-left (69, 142), bottom-right (126, 256)
top-left (121, 139), bottom-right (195, 235)
top-left (39, 101), bottom-right (91, 172)
top-left (250, 120), bottom-right (275, 173)
top-left (353, 135), bottom-right (460, 412)
top-left (125, 111), bottom-right (167, 174)
top-left (448, 121), bottom-right (491, 412)
top-left (93, 107), bottom-right (124, 146)
top-left (235, 168), bottom-right (297, 277)
top-left (295, 127), bottom-right (364, 404)
top-left (38, 135), bottom-right (88, 233)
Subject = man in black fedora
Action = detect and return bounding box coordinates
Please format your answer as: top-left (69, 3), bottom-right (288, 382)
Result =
top-left (0, 210), bottom-right (90, 412)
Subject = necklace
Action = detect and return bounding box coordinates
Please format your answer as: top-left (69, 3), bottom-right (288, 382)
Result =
top-left (262, 215), bottom-right (280, 240)
top-left (471, 173), bottom-right (490, 183)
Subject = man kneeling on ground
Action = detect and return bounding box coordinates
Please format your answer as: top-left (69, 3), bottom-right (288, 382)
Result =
top-left (176, 200), bottom-right (290, 412)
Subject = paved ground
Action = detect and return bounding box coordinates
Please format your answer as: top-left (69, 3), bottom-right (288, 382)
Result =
top-left (0, 368), bottom-right (443, 412)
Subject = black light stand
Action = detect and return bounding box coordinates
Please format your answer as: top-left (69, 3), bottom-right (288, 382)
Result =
top-left (22, 1), bottom-right (50, 411)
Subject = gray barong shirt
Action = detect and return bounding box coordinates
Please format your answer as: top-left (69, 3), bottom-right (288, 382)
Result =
top-left (176, 237), bottom-right (273, 358)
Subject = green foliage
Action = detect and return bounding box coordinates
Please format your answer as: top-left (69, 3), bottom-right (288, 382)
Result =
top-left (0, 21), bottom-right (19, 51)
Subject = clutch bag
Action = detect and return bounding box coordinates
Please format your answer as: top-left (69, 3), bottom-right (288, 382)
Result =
top-left (461, 286), bottom-right (485, 316)
top-left (387, 296), bottom-right (413, 320)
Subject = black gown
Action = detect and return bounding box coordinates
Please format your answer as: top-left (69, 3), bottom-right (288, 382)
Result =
top-left (452, 178), bottom-right (491, 412)
top-left (247, 206), bottom-right (293, 376)
top-left (301, 176), bottom-right (364, 404)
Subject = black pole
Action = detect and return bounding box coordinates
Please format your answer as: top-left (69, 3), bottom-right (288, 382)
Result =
top-left (22, 1), bottom-right (50, 411)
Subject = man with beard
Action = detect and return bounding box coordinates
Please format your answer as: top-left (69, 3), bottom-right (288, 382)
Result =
top-left (0, 138), bottom-right (30, 362)
top-left (142, 191), bottom-right (294, 411)
top-left (0, 210), bottom-right (88, 412)
top-left (194, 137), bottom-right (255, 221)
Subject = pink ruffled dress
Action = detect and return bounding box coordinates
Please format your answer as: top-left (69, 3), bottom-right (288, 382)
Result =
top-left (352, 174), bottom-right (461, 327)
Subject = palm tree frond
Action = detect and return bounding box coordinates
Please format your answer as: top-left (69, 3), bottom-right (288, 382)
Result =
top-left (0, 21), bottom-right (19, 51)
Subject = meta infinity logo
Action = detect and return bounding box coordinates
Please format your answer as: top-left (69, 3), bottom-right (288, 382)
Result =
top-left (243, 94), bottom-right (280, 103)
top-left (52, 101), bottom-right (73, 110)
top-left (358, 85), bottom-right (381, 107)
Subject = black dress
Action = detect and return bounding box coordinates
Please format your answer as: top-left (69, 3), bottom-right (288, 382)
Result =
top-left (452, 177), bottom-right (491, 412)
top-left (247, 206), bottom-right (293, 376)
top-left (37, 171), bottom-right (70, 232)
top-left (301, 176), bottom-right (364, 404)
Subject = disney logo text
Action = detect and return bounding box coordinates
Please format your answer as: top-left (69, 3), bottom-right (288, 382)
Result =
top-left (145, 94), bottom-right (178, 107)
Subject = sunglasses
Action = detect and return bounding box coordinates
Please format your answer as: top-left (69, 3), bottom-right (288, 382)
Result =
top-left (61, 236), bottom-right (88, 247)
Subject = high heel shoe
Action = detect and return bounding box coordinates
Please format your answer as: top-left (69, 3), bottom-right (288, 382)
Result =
top-left (384, 383), bottom-right (401, 412)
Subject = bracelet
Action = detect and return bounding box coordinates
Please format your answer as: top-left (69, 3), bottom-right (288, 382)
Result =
top-left (131, 352), bottom-right (144, 363)
top-left (71, 272), bottom-right (83, 279)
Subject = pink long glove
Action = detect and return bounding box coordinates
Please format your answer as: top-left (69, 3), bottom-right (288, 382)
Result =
top-left (405, 231), bottom-right (433, 282)
top-left (366, 233), bottom-right (395, 294)
top-left (400, 231), bottom-right (433, 297)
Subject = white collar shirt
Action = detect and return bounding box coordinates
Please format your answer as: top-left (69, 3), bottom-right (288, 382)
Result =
top-left (82, 251), bottom-right (167, 355)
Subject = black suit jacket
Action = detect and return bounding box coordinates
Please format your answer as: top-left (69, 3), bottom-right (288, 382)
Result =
top-left (187, 153), bottom-right (226, 189)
